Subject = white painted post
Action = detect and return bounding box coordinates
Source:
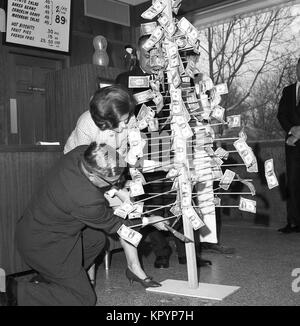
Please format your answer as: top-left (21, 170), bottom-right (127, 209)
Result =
top-left (163, 0), bottom-right (198, 290)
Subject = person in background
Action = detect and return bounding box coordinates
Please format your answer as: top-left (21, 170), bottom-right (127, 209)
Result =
top-left (277, 57), bottom-right (300, 233)
top-left (116, 35), bottom-right (213, 268)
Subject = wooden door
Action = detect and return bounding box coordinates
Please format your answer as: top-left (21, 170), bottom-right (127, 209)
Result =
top-left (9, 54), bottom-right (62, 144)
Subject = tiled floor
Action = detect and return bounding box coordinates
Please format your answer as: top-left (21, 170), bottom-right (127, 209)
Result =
top-left (95, 222), bottom-right (300, 306)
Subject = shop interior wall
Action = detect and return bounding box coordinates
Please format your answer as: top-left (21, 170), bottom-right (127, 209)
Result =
top-left (0, 0), bottom-right (137, 145)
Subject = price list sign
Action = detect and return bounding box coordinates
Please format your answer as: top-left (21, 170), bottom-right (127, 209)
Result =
top-left (6, 0), bottom-right (71, 53)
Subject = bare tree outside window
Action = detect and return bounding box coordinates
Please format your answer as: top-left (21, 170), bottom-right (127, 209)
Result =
top-left (193, 5), bottom-right (300, 139)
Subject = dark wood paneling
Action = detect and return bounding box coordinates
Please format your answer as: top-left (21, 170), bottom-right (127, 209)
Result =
top-left (0, 0), bottom-right (137, 145)
top-left (70, 0), bottom-right (137, 69)
top-left (0, 150), bottom-right (62, 274)
top-left (45, 64), bottom-right (124, 145)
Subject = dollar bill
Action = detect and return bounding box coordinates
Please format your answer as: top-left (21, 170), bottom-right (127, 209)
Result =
top-left (143, 26), bottom-right (164, 52)
top-left (167, 68), bottom-right (181, 88)
top-left (204, 146), bottom-right (214, 157)
top-left (211, 156), bottom-right (224, 167)
top-left (215, 147), bottom-right (229, 160)
top-left (169, 55), bottom-right (180, 69)
top-left (265, 159), bottom-right (279, 189)
top-left (170, 202), bottom-right (182, 217)
top-left (177, 18), bottom-right (199, 45)
top-left (128, 212), bottom-right (141, 220)
top-left (239, 197), bottom-right (256, 214)
top-left (165, 42), bottom-right (179, 59)
top-left (148, 118), bottom-right (159, 131)
top-left (214, 83), bottom-right (228, 95)
top-left (180, 181), bottom-right (192, 207)
top-left (128, 203), bottom-right (144, 219)
top-left (130, 180), bottom-right (145, 197)
top-left (182, 207), bottom-right (205, 230)
top-left (173, 137), bottom-right (187, 164)
top-left (219, 169), bottom-right (235, 190)
top-left (212, 165), bottom-right (223, 180)
top-left (141, 0), bottom-right (166, 20)
top-left (211, 105), bottom-right (225, 122)
top-left (129, 76), bottom-right (150, 89)
top-left (172, 115), bottom-right (194, 139)
top-left (227, 115), bottom-right (241, 128)
top-left (134, 202), bottom-right (144, 214)
top-left (197, 77), bottom-right (214, 94)
top-left (158, 13), bottom-right (176, 36)
top-left (137, 119), bottom-right (148, 130)
top-left (134, 89), bottom-right (154, 104)
top-left (170, 88), bottom-right (182, 102)
top-left (234, 138), bottom-right (258, 172)
top-left (170, 102), bottom-right (182, 115)
top-left (117, 224), bottom-right (143, 247)
top-left (114, 202), bottom-right (135, 219)
top-left (140, 22), bottom-right (157, 36)
top-left (152, 92), bottom-right (164, 113)
top-left (137, 104), bottom-right (155, 122)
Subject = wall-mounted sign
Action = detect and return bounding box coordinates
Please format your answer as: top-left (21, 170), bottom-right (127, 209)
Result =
top-left (5, 0), bottom-right (71, 53)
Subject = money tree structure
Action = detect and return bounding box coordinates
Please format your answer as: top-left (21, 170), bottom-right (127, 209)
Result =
top-left (114, 0), bottom-right (279, 295)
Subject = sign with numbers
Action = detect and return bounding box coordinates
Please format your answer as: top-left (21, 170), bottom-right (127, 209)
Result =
top-left (5, 0), bottom-right (71, 53)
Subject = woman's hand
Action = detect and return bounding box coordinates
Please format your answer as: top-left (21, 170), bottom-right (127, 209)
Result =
top-left (146, 215), bottom-right (169, 231)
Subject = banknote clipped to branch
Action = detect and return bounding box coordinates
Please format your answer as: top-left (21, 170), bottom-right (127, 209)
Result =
top-left (265, 159), bottom-right (279, 190)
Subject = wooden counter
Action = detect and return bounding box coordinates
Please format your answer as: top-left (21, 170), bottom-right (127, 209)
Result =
top-left (0, 146), bottom-right (63, 274)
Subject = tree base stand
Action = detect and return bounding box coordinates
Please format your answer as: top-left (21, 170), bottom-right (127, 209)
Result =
top-left (146, 279), bottom-right (240, 301)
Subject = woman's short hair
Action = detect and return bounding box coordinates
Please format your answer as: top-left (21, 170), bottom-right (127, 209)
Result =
top-left (89, 85), bottom-right (135, 131)
top-left (83, 142), bottom-right (127, 180)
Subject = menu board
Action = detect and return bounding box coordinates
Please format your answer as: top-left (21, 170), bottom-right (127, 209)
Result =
top-left (6, 0), bottom-right (71, 53)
